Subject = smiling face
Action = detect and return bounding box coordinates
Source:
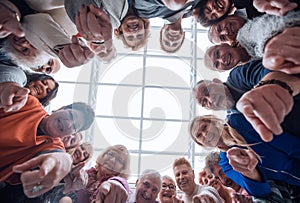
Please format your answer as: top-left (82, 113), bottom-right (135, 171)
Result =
top-left (62, 132), bottom-right (82, 148)
top-left (99, 149), bottom-right (127, 176)
top-left (159, 177), bottom-right (176, 203)
top-left (136, 175), bottom-right (161, 203)
top-left (40, 108), bottom-right (85, 138)
top-left (212, 163), bottom-right (240, 191)
top-left (71, 144), bottom-right (91, 165)
top-left (191, 120), bottom-right (222, 147)
top-left (209, 15), bottom-right (246, 45)
top-left (206, 44), bottom-right (241, 71)
top-left (37, 58), bottom-right (60, 74)
top-left (173, 164), bottom-right (195, 195)
top-left (193, 79), bottom-right (235, 110)
top-left (161, 24), bottom-right (185, 53)
top-left (204, 0), bottom-right (231, 21)
top-left (27, 79), bottom-right (56, 99)
top-left (120, 16), bottom-right (146, 48)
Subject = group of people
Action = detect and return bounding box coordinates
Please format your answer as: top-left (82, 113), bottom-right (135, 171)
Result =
top-left (1, 0), bottom-right (300, 202)
top-left (190, 0), bottom-right (300, 202)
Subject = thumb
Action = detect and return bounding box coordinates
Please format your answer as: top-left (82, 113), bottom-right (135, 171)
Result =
top-left (13, 155), bottom-right (44, 173)
top-left (4, 19), bottom-right (24, 37)
top-left (16, 87), bottom-right (30, 96)
top-left (71, 35), bottom-right (79, 44)
top-left (100, 182), bottom-right (111, 196)
top-left (263, 55), bottom-right (285, 70)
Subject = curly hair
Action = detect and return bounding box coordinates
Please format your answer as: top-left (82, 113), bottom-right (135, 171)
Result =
top-left (25, 72), bottom-right (59, 106)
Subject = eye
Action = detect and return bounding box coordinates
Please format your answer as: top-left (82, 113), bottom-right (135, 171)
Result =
top-left (137, 34), bottom-right (144, 39)
top-left (201, 124), bottom-right (207, 131)
top-left (152, 188), bottom-right (158, 193)
top-left (70, 138), bottom-right (75, 144)
top-left (217, 25), bottom-right (221, 33)
top-left (22, 47), bottom-right (30, 55)
top-left (46, 67), bottom-right (52, 74)
top-left (126, 36), bottom-right (134, 41)
top-left (214, 61), bottom-right (220, 69)
top-left (58, 119), bottom-right (63, 132)
top-left (220, 35), bottom-right (225, 42)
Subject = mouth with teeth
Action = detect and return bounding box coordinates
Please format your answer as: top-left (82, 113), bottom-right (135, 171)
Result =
top-left (215, 0), bottom-right (224, 10)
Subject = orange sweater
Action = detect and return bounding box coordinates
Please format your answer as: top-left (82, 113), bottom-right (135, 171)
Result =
top-left (0, 95), bottom-right (65, 184)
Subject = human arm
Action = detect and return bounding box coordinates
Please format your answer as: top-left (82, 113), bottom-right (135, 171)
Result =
top-left (12, 152), bottom-right (73, 198)
top-left (95, 178), bottom-right (129, 203)
top-left (227, 148), bottom-right (261, 182)
top-left (0, 0), bottom-right (24, 38)
top-left (63, 162), bottom-right (88, 194)
top-left (0, 82), bottom-right (29, 112)
top-left (236, 71), bottom-right (300, 142)
top-left (75, 4), bottom-right (113, 52)
top-left (219, 152), bottom-right (271, 197)
top-left (56, 35), bottom-right (94, 68)
top-left (253, 0), bottom-right (298, 16)
top-left (263, 27), bottom-right (300, 74)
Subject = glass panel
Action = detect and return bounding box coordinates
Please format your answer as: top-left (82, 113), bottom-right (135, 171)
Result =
top-left (96, 85), bottom-right (142, 117)
top-left (143, 87), bottom-right (190, 120)
top-left (141, 121), bottom-right (190, 152)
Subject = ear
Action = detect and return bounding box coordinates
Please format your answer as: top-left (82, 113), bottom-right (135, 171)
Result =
top-left (114, 28), bottom-right (120, 37)
top-left (135, 179), bottom-right (139, 187)
top-left (212, 78), bottom-right (222, 83)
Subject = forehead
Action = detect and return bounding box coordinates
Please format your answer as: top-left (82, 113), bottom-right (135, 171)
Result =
top-left (174, 164), bottom-right (192, 172)
top-left (140, 175), bottom-right (161, 187)
top-left (162, 178), bottom-right (175, 184)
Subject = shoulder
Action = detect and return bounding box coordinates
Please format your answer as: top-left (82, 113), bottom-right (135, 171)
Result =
top-left (0, 64), bottom-right (27, 86)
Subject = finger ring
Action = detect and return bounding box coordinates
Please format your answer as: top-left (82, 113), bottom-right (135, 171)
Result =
top-left (32, 184), bottom-right (43, 193)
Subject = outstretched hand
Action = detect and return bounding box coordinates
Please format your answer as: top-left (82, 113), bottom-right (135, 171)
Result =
top-left (63, 162), bottom-right (88, 194)
top-left (0, 82), bottom-right (29, 112)
top-left (0, 1), bottom-right (24, 38)
top-left (12, 153), bottom-right (72, 198)
top-left (96, 180), bottom-right (128, 203)
top-left (58, 35), bottom-right (94, 68)
top-left (263, 27), bottom-right (300, 74)
top-left (253, 0), bottom-right (297, 16)
top-left (236, 84), bottom-right (293, 142)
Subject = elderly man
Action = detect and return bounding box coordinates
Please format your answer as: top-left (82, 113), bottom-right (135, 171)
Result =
top-left (194, 60), bottom-right (300, 142)
top-left (172, 157), bottom-right (222, 203)
top-left (127, 169), bottom-right (161, 203)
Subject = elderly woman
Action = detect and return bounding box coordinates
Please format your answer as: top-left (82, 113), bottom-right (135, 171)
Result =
top-left (25, 72), bottom-right (59, 106)
top-left (189, 114), bottom-right (300, 199)
top-left (75, 144), bottom-right (130, 203)
top-left (159, 175), bottom-right (183, 203)
top-left (204, 43), bottom-right (251, 72)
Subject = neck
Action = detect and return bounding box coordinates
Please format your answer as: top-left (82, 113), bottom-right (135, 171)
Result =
top-left (239, 47), bottom-right (251, 62)
top-left (186, 183), bottom-right (196, 196)
top-left (38, 117), bottom-right (47, 135)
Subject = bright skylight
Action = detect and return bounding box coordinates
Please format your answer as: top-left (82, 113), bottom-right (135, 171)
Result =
top-left (49, 17), bottom-right (228, 185)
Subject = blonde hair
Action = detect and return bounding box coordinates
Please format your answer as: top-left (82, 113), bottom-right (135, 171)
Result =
top-left (97, 144), bottom-right (130, 179)
top-left (173, 157), bottom-right (192, 170)
top-left (190, 115), bottom-right (253, 150)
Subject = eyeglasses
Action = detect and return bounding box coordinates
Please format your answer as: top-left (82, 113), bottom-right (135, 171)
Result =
top-left (161, 184), bottom-right (176, 190)
top-left (106, 150), bottom-right (125, 166)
